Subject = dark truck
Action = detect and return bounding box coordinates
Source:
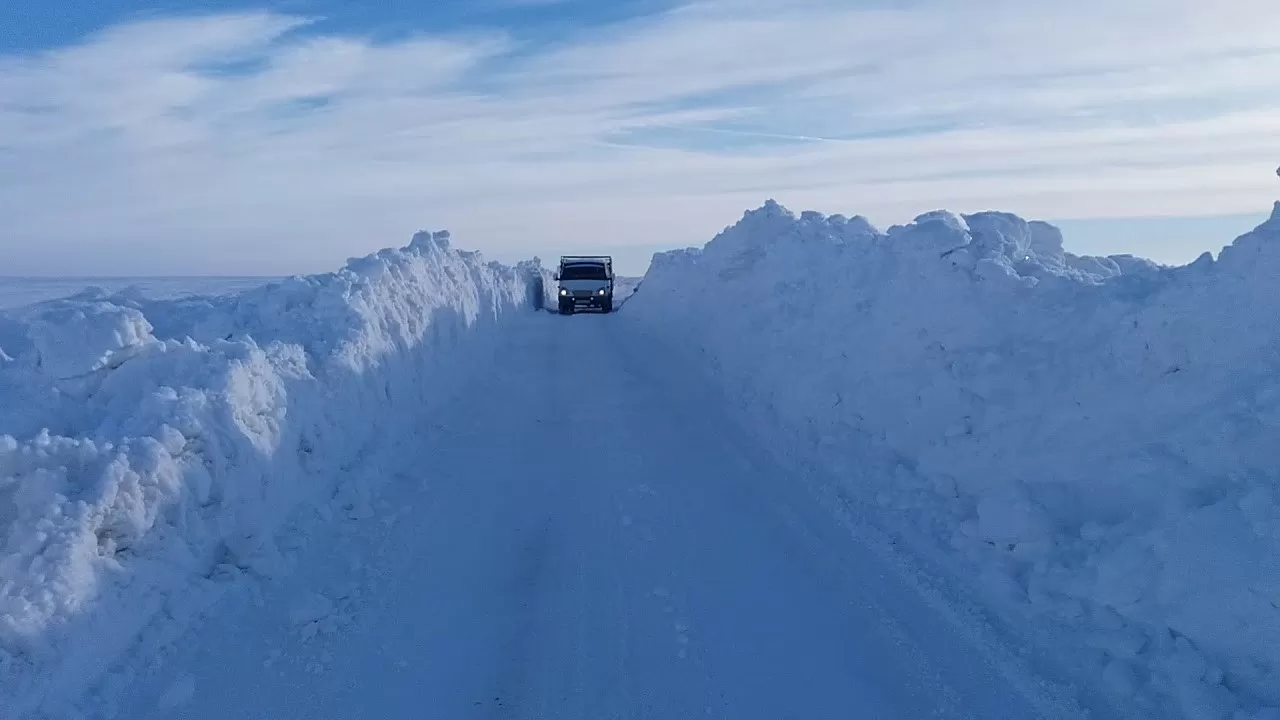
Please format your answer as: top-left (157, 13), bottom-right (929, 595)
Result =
top-left (555, 256), bottom-right (614, 314)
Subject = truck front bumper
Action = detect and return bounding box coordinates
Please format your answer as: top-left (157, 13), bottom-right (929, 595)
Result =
top-left (559, 291), bottom-right (611, 310)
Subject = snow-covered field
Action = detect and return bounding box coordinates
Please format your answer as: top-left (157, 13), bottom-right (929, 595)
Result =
top-left (625, 200), bottom-right (1280, 720)
top-left (2, 201), bottom-right (1278, 720)
top-left (0, 277), bottom-right (278, 311)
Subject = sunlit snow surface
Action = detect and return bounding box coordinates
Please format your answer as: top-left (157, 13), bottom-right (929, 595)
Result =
top-left (4, 203), bottom-right (1280, 720)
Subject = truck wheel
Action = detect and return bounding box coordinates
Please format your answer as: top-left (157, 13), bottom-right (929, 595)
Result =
top-left (601, 298), bottom-right (613, 313)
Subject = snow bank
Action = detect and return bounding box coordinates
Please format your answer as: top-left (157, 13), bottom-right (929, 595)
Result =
top-left (0, 230), bottom-right (546, 715)
top-left (613, 276), bottom-right (644, 306)
top-left (626, 200), bottom-right (1280, 720)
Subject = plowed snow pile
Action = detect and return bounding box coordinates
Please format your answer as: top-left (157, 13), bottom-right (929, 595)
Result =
top-left (0, 231), bottom-right (548, 716)
top-left (626, 200), bottom-right (1280, 720)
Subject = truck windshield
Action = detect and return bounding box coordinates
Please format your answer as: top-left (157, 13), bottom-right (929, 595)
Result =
top-left (560, 264), bottom-right (608, 280)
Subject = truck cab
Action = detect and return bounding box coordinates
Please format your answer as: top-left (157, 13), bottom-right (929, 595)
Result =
top-left (555, 256), bottom-right (614, 314)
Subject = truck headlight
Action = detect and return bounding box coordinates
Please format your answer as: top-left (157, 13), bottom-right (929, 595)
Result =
top-left (559, 289), bottom-right (568, 296)
top-left (598, 289), bottom-right (606, 296)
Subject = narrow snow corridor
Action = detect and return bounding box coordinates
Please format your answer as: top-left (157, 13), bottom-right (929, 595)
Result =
top-left (97, 312), bottom-right (1064, 720)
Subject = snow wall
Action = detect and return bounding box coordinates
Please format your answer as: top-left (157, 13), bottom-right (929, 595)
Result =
top-left (625, 200), bottom-right (1280, 720)
top-left (0, 231), bottom-right (550, 716)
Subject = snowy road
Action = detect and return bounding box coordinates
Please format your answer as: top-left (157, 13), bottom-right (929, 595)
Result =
top-left (101, 312), bottom-right (1062, 720)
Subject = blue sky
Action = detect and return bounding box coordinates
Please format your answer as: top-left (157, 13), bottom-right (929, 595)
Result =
top-left (1, 0), bottom-right (1278, 276)
top-left (0, 0), bottom-right (675, 52)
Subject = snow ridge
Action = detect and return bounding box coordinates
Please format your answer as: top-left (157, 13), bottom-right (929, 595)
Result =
top-left (0, 231), bottom-right (545, 716)
top-left (626, 199), bottom-right (1280, 720)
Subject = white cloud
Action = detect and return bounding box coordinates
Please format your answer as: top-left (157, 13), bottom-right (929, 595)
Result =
top-left (1, 0), bottom-right (1279, 275)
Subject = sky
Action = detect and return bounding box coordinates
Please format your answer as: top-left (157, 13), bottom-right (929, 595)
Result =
top-left (1, 0), bottom-right (1279, 277)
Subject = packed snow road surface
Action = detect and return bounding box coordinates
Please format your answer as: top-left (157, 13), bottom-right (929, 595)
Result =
top-left (101, 312), bottom-right (1062, 720)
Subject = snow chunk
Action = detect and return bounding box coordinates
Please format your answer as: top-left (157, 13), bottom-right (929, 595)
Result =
top-left (22, 301), bottom-right (156, 379)
top-left (1028, 220), bottom-right (1066, 259)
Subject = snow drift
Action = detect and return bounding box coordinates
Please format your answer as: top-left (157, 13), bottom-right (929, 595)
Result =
top-left (625, 200), bottom-right (1280, 720)
top-left (0, 231), bottom-right (547, 716)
